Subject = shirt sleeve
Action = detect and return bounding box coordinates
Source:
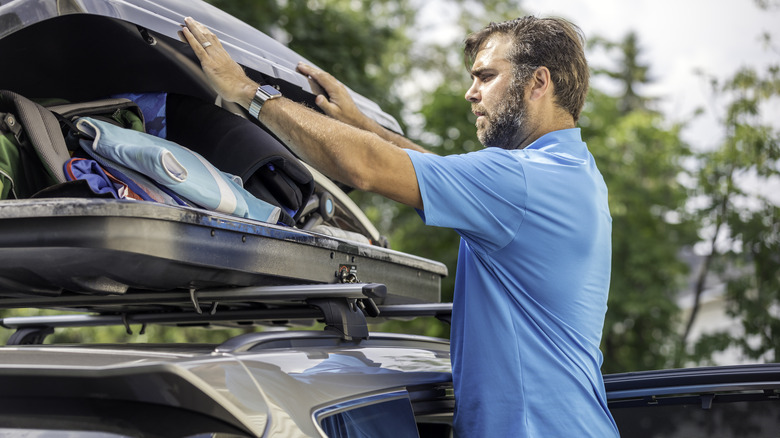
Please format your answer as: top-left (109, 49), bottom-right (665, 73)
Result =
top-left (406, 148), bottom-right (527, 254)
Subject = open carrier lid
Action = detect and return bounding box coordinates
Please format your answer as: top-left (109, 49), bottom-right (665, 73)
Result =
top-left (0, 0), bottom-right (403, 134)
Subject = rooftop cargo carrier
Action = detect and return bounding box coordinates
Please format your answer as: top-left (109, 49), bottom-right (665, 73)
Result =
top-left (0, 0), bottom-right (449, 340)
top-left (0, 198), bottom-right (446, 304)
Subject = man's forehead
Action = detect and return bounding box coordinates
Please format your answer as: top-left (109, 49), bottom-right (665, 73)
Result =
top-left (479, 34), bottom-right (511, 51)
top-left (471, 34), bottom-right (512, 71)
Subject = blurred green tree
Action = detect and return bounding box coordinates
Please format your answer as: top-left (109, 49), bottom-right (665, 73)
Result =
top-left (682, 62), bottom-right (780, 365)
top-left (583, 34), bottom-right (696, 372)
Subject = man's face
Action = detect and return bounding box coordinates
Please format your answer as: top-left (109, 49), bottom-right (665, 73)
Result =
top-left (466, 35), bottom-right (531, 150)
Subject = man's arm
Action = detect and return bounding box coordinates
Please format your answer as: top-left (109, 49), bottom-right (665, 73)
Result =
top-left (180, 17), bottom-right (425, 209)
top-left (259, 98), bottom-right (423, 209)
top-left (295, 63), bottom-right (432, 154)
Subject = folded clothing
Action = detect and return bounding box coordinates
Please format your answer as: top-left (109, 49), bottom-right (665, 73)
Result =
top-left (76, 117), bottom-right (280, 223)
top-left (166, 94), bottom-right (314, 224)
top-left (64, 156), bottom-right (188, 205)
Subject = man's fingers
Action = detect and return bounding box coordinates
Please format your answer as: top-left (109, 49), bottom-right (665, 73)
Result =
top-left (181, 26), bottom-right (208, 60)
top-left (182, 17), bottom-right (222, 56)
top-left (184, 17), bottom-right (209, 39)
top-left (298, 63), bottom-right (341, 95)
top-left (296, 62), bottom-right (366, 125)
top-left (305, 75), bottom-right (327, 98)
top-left (296, 62), bottom-right (317, 77)
top-left (314, 94), bottom-right (340, 115)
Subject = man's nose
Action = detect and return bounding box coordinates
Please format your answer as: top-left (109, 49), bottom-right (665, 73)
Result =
top-left (465, 80), bottom-right (480, 103)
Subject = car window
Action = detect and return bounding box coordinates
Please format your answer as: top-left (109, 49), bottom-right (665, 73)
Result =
top-left (0, 430), bottom-right (125, 437)
top-left (612, 398), bottom-right (780, 437)
top-left (0, 430), bottom-right (249, 438)
top-left (318, 393), bottom-right (419, 438)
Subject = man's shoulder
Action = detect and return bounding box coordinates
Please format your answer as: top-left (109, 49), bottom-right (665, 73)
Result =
top-left (407, 147), bottom-right (521, 169)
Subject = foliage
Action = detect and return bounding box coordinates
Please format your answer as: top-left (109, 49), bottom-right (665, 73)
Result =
top-left (683, 62), bottom-right (780, 365)
top-left (588, 108), bottom-right (694, 372)
top-left (589, 32), bottom-right (657, 113)
top-left (582, 33), bottom-right (696, 372)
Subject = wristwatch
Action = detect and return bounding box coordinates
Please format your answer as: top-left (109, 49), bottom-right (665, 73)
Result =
top-left (248, 84), bottom-right (282, 119)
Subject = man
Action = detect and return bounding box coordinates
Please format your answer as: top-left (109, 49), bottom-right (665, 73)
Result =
top-left (182, 15), bottom-right (619, 437)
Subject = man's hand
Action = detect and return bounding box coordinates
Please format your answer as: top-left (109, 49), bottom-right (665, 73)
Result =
top-left (296, 63), bottom-right (371, 130)
top-left (179, 17), bottom-right (257, 108)
top-left (298, 64), bottom-right (432, 154)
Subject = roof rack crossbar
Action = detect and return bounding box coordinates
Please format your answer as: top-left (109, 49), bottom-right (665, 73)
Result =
top-left (375, 303), bottom-right (453, 324)
top-left (0, 306), bottom-right (361, 345)
top-left (1, 308), bottom-right (319, 330)
top-left (0, 303), bottom-right (453, 328)
top-left (0, 303), bottom-right (453, 332)
top-left (0, 283), bottom-right (388, 310)
top-left (0, 283), bottom-right (393, 344)
top-left (0, 299), bottom-right (451, 347)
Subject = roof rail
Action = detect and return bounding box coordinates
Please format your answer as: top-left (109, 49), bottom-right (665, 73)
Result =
top-left (213, 310), bottom-right (453, 354)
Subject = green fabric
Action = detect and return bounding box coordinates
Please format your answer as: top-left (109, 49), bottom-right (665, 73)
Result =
top-left (115, 109), bottom-right (144, 133)
top-left (0, 93), bottom-right (146, 200)
top-left (0, 131), bottom-right (22, 199)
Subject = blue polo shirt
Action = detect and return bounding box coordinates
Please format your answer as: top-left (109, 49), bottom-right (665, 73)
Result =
top-left (406, 128), bottom-right (619, 437)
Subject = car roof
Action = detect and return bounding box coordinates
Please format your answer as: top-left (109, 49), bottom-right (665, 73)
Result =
top-left (0, 331), bottom-right (452, 437)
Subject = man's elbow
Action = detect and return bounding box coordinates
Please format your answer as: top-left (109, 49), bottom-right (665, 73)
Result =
top-left (345, 167), bottom-right (373, 194)
top-left (343, 148), bottom-right (423, 209)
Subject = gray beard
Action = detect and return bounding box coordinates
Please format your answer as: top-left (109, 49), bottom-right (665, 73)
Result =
top-left (477, 82), bottom-right (528, 150)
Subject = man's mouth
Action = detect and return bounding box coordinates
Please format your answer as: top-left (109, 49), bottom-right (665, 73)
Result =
top-left (471, 106), bottom-right (487, 120)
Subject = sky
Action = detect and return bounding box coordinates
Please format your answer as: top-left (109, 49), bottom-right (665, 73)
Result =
top-left (414, 0), bottom-right (778, 150)
top-left (523, 0), bottom-right (780, 149)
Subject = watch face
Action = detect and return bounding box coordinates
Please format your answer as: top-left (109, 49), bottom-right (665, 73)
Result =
top-left (249, 85), bottom-right (282, 118)
top-left (259, 84), bottom-right (281, 98)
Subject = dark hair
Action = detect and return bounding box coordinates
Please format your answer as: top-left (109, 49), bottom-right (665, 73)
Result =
top-left (464, 16), bottom-right (589, 122)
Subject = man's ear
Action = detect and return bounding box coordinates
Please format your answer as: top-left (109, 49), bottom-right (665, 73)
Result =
top-left (527, 66), bottom-right (552, 102)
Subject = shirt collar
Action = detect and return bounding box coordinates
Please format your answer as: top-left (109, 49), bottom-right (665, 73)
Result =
top-left (524, 128), bottom-right (582, 150)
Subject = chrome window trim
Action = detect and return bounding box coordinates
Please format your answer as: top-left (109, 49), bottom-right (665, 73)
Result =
top-left (311, 389), bottom-right (412, 435)
top-left (607, 381), bottom-right (780, 400)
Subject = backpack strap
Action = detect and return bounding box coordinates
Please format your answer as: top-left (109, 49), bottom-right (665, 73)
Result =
top-left (0, 90), bottom-right (71, 185)
top-left (47, 98), bottom-right (145, 129)
top-left (48, 97), bottom-right (146, 151)
top-left (0, 111), bottom-right (23, 141)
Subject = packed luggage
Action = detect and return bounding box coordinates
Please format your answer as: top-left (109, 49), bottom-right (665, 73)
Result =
top-left (0, 90), bottom-right (316, 225)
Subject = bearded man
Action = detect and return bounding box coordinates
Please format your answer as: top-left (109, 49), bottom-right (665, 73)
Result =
top-left (182, 15), bottom-right (619, 437)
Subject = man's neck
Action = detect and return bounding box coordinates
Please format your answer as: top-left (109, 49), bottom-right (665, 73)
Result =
top-left (516, 117), bottom-right (575, 149)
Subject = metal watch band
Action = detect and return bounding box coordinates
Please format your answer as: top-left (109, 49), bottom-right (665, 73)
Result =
top-left (248, 85), bottom-right (282, 119)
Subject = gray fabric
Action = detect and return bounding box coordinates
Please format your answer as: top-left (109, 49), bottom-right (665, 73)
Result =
top-left (0, 90), bottom-right (70, 183)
